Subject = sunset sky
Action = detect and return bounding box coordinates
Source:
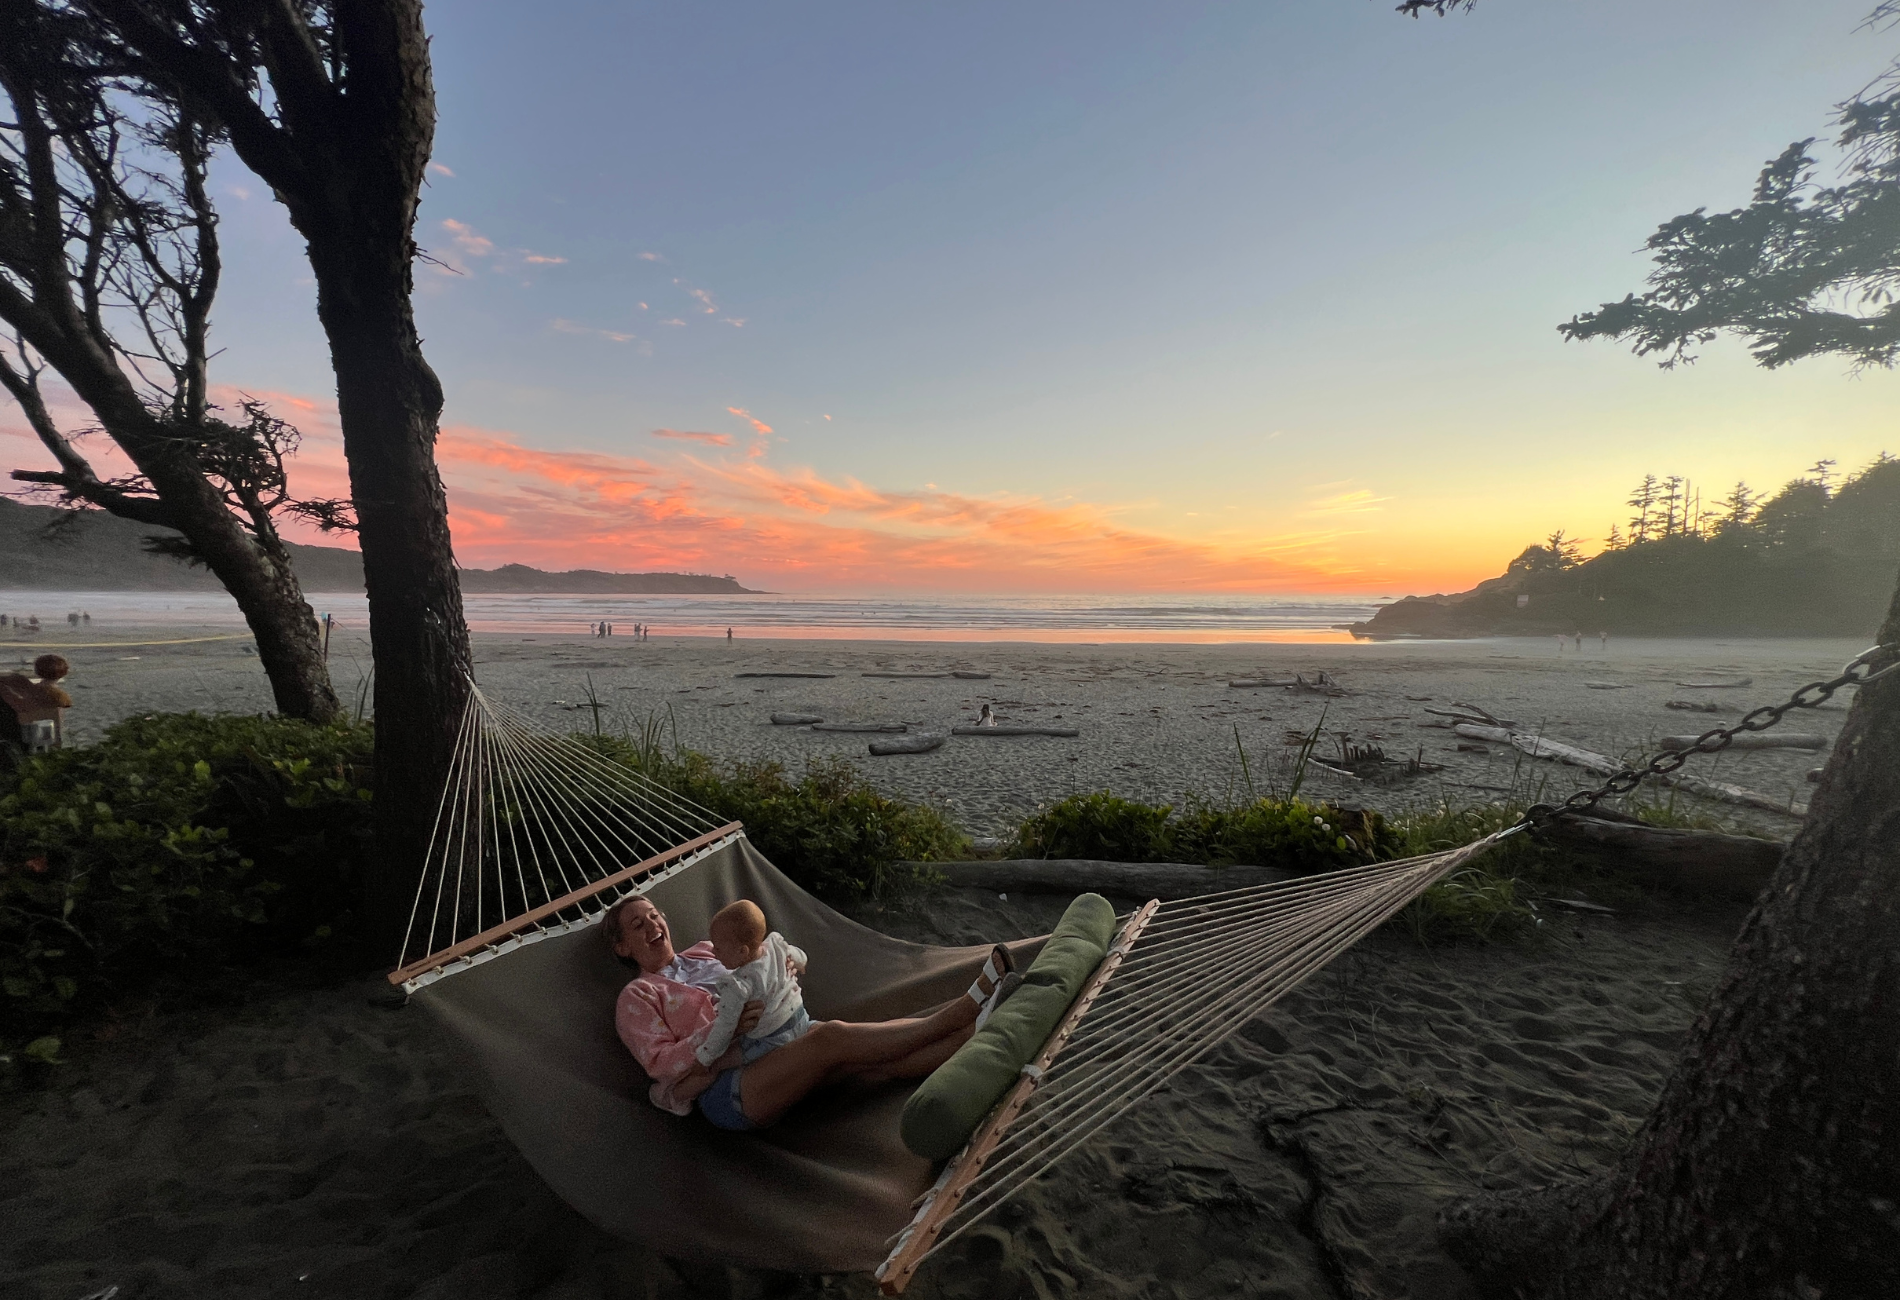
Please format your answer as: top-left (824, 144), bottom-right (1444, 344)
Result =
top-left (7, 0), bottom-right (1897, 595)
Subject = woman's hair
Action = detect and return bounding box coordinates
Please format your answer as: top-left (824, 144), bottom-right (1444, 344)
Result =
top-left (601, 897), bottom-right (650, 969)
top-left (33, 654), bottom-right (69, 681)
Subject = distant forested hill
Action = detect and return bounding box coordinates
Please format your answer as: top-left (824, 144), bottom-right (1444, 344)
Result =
top-left (1354, 457), bottom-right (1900, 638)
top-left (0, 498), bottom-right (758, 594)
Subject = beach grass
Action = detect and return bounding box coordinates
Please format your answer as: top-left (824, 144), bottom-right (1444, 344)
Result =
top-left (3, 707), bottom-right (1741, 1079)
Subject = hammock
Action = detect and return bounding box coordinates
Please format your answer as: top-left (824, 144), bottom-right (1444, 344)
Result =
top-left (394, 684), bottom-right (1509, 1283)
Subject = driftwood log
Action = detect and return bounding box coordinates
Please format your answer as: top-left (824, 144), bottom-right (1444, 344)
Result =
top-left (1453, 725), bottom-right (1806, 817)
top-left (1660, 733), bottom-right (1826, 752)
top-left (1675, 677), bottom-right (1752, 688)
top-left (770, 712), bottom-right (823, 725)
top-left (869, 733), bottom-right (946, 755)
top-left (1454, 724), bottom-right (1615, 771)
top-left (927, 859), bottom-right (1297, 899)
top-left (950, 725), bottom-right (1081, 737)
top-left (1539, 816), bottom-right (1785, 900)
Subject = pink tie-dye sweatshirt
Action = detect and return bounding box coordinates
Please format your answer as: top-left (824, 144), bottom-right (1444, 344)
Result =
top-left (615, 941), bottom-right (725, 1115)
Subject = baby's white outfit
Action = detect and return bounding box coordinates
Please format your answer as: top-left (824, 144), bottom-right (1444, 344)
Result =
top-left (695, 931), bottom-right (811, 1066)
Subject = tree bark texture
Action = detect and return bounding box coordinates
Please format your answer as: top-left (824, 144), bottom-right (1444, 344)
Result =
top-left (93, 0), bottom-right (474, 952)
top-left (1443, 575), bottom-right (1900, 1299)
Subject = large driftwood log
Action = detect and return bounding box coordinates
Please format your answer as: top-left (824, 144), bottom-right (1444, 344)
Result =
top-left (927, 859), bottom-right (1297, 899)
top-left (869, 733), bottom-right (945, 755)
top-left (1659, 733), bottom-right (1826, 752)
top-left (950, 725), bottom-right (1081, 737)
top-left (1454, 724), bottom-right (1616, 772)
top-left (1539, 817), bottom-right (1786, 900)
top-left (1453, 725), bottom-right (1806, 817)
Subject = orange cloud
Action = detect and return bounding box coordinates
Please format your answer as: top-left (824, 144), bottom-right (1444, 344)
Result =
top-left (0, 383), bottom-right (1488, 593)
top-left (727, 406), bottom-right (773, 436)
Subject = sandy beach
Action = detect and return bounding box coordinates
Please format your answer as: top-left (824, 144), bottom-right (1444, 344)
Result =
top-left (15, 625), bottom-right (1860, 835)
top-left (1, 625), bottom-right (1839, 1298)
top-left (1, 878), bottom-right (1745, 1300)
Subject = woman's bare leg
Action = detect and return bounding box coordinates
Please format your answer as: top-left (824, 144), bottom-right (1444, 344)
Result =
top-left (846, 1022), bottom-right (973, 1088)
top-left (739, 1000), bottom-right (974, 1126)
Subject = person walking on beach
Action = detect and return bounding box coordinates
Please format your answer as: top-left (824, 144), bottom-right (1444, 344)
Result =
top-left (1554, 634), bottom-right (1564, 654)
top-left (726, 627), bottom-right (733, 642)
top-left (1600, 630), bottom-right (1608, 650)
top-left (1574, 631), bottom-right (1583, 652)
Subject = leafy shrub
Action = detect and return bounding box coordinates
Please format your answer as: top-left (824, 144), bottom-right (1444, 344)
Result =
top-left (1006, 790), bottom-right (1398, 870)
top-left (587, 737), bottom-right (964, 900)
top-left (1, 713), bottom-right (374, 1067)
top-left (1007, 791), bottom-right (1175, 862)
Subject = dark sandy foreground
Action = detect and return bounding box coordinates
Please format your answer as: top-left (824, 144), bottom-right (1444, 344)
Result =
top-left (1, 888), bottom-right (1743, 1300)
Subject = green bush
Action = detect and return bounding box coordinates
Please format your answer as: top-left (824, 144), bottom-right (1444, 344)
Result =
top-left (1006, 790), bottom-right (1399, 870)
top-left (1, 713), bottom-right (374, 1066)
top-left (586, 737), bottom-right (964, 900)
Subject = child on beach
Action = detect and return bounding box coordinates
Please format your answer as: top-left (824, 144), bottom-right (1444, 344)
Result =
top-left (694, 899), bottom-right (811, 1066)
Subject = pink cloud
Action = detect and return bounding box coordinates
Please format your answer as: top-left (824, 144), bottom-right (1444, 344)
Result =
top-left (637, 252), bottom-right (664, 262)
top-left (523, 253), bottom-right (567, 265)
top-left (549, 318), bottom-right (637, 344)
top-left (0, 382), bottom-right (1454, 593)
top-left (441, 218), bottom-right (493, 258)
top-left (429, 162), bottom-right (455, 177)
top-left (727, 406), bottom-right (773, 436)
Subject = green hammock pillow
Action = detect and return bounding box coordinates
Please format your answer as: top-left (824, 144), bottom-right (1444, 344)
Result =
top-left (900, 892), bottom-right (1118, 1162)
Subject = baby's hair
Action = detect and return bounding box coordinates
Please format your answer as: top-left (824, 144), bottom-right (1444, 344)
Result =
top-left (34, 654), bottom-right (69, 681)
top-left (709, 898), bottom-right (766, 949)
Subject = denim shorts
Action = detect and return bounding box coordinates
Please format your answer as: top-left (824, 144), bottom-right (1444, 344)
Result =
top-left (698, 1066), bottom-right (754, 1131)
top-left (741, 1005), bottom-right (812, 1064)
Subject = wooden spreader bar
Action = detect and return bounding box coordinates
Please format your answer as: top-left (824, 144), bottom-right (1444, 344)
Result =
top-left (388, 821), bottom-right (745, 986)
top-left (876, 898), bottom-right (1162, 1295)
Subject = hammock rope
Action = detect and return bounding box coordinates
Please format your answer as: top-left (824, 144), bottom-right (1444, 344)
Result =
top-left (391, 681), bottom-right (1519, 1293)
top-left (874, 832), bottom-right (1511, 1292)
top-left (392, 681), bottom-right (739, 990)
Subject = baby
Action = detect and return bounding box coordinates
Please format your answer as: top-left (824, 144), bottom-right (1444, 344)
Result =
top-left (694, 899), bottom-right (811, 1067)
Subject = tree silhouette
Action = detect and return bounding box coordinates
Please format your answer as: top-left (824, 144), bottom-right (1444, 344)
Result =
top-left (1424, 7), bottom-right (1900, 1297)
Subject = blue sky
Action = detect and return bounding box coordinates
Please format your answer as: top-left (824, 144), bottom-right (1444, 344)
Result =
top-left (186, 0), bottom-right (1897, 591)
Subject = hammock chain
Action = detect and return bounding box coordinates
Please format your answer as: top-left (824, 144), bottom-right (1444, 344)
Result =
top-left (1521, 641), bottom-right (1898, 830)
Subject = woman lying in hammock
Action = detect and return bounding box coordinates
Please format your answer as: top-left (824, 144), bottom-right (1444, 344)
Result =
top-left (605, 896), bottom-right (1007, 1132)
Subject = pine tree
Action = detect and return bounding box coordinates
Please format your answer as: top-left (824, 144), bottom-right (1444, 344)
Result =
top-left (1660, 475), bottom-right (1685, 536)
top-left (1626, 474), bottom-right (1658, 543)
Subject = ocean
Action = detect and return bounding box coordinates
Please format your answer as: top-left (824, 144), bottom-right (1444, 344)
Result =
top-left (2, 591), bottom-right (1381, 644)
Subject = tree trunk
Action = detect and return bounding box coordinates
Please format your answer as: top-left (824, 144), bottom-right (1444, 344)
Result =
top-left (1442, 575), bottom-right (1900, 1298)
top-left (306, 245), bottom-right (471, 959)
top-left (158, 473), bottom-right (343, 726)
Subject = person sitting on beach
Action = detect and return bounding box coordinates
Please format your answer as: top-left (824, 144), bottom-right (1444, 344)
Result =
top-left (31, 655), bottom-right (73, 708)
top-left (694, 900), bottom-right (810, 1067)
top-left (608, 896), bottom-right (1002, 1131)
